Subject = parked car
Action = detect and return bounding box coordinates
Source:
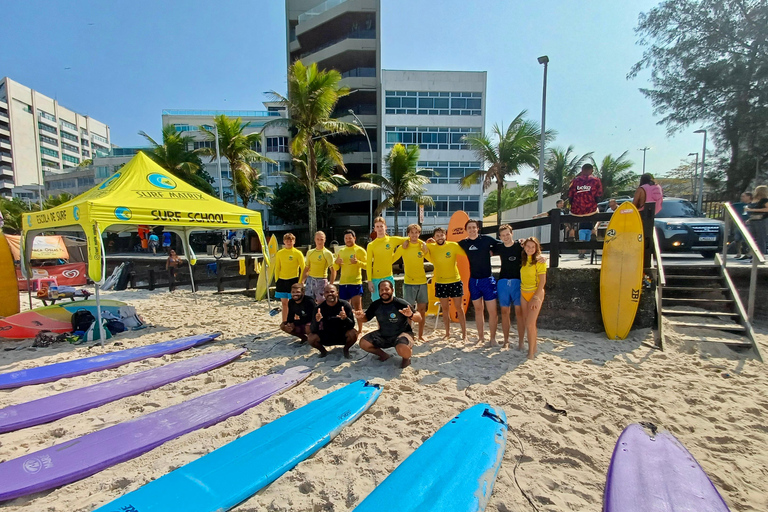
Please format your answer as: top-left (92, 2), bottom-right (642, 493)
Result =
top-left (654, 198), bottom-right (724, 258)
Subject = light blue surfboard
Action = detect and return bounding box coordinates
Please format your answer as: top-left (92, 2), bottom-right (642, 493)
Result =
top-left (353, 403), bottom-right (508, 512)
top-left (94, 379), bottom-right (383, 512)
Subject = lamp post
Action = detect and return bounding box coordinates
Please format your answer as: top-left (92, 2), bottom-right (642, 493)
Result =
top-left (694, 129), bottom-right (707, 212)
top-left (536, 56), bottom-right (549, 239)
top-left (688, 152), bottom-right (698, 201)
top-left (349, 109), bottom-right (374, 229)
top-left (639, 147), bottom-right (650, 174)
top-left (213, 123), bottom-right (224, 201)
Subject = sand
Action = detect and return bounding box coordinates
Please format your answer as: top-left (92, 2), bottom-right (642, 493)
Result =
top-left (1, 288), bottom-right (767, 511)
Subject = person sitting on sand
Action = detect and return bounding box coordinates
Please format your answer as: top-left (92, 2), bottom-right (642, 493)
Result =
top-left (392, 223), bottom-right (430, 342)
top-left (426, 227), bottom-right (467, 342)
top-left (273, 233), bottom-right (306, 323)
top-left (520, 237), bottom-right (547, 359)
top-left (308, 284), bottom-right (357, 358)
top-left (280, 283), bottom-right (316, 342)
top-left (355, 280), bottom-right (421, 368)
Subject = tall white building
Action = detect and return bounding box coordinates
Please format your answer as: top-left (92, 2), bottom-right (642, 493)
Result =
top-left (0, 77), bottom-right (111, 198)
top-left (380, 70), bottom-right (486, 234)
top-left (161, 106), bottom-right (293, 230)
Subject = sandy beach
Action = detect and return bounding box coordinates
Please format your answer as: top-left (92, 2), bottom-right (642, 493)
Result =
top-left (1, 287), bottom-right (767, 511)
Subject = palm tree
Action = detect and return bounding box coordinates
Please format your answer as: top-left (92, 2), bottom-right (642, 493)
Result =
top-left (483, 185), bottom-right (537, 216)
top-left (266, 60), bottom-right (360, 235)
top-left (287, 141), bottom-right (350, 195)
top-left (43, 193), bottom-right (74, 209)
top-left (461, 110), bottom-right (554, 226)
top-left (244, 173), bottom-right (273, 207)
top-left (139, 125), bottom-right (216, 196)
top-left (352, 143), bottom-right (433, 233)
top-left (533, 146), bottom-right (593, 199)
top-left (0, 197), bottom-right (39, 234)
top-left (593, 151), bottom-right (637, 198)
top-left (199, 115), bottom-right (273, 208)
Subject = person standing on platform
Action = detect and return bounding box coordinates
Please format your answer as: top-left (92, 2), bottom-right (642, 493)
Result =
top-left (633, 173), bottom-right (664, 215)
top-left (568, 163), bottom-right (603, 259)
top-left (427, 227), bottom-right (467, 342)
top-left (273, 233), bottom-right (306, 323)
top-left (334, 229), bottom-right (368, 332)
top-left (303, 231), bottom-right (336, 303)
top-left (745, 185), bottom-right (768, 258)
top-left (148, 232), bottom-right (159, 255)
top-left (162, 231), bottom-right (172, 254)
top-left (366, 217), bottom-right (407, 301)
top-left (308, 284), bottom-right (357, 358)
top-left (392, 224), bottom-right (430, 341)
top-left (458, 219), bottom-right (500, 346)
top-left (280, 283), bottom-right (315, 342)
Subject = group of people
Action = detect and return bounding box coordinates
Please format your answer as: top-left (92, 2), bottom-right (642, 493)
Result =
top-left (274, 216), bottom-right (548, 366)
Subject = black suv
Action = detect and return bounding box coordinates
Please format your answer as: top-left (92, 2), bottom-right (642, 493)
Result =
top-left (654, 198), bottom-right (724, 258)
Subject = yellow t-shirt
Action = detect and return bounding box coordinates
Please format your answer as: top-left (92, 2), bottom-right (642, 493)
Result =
top-left (392, 242), bottom-right (430, 285)
top-left (366, 235), bottom-right (407, 279)
top-left (520, 260), bottom-right (547, 292)
top-left (305, 247), bottom-right (335, 279)
top-left (427, 241), bottom-right (465, 284)
top-left (274, 247), bottom-right (305, 281)
top-left (334, 245), bottom-right (367, 285)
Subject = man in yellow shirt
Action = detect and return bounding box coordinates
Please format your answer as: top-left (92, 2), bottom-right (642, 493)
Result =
top-left (302, 231), bottom-right (336, 303)
top-left (392, 223), bottom-right (430, 341)
top-left (366, 216), bottom-right (407, 301)
top-left (273, 233), bottom-right (305, 323)
top-left (334, 229), bottom-right (368, 332)
top-left (426, 227), bottom-right (467, 342)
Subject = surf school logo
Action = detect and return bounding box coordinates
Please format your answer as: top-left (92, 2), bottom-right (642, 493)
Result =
top-left (22, 455), bottom-right (53, 474)
top-left (62, 269), bottom-right (80, 278)
top-left (385, 243), bottom-right (391, 250)
top-left (417, 251), bottom-right (423, 258)
top-left (389, 312), bottom-right (398, 322)
top-left (240, 215), bottom-right (250, 225)
top-left (445, 252), bottom-right (451, 258)
top-left (73, 206), bottom-right (80, 221)
top-left (99, 172), bottom-right (121, 189)
top-left (147, 173), bottom-right (177, 190)
top-left (607, 229), bottom-right (616, 237)
top-left (114, 207), bottom-right (132, 221)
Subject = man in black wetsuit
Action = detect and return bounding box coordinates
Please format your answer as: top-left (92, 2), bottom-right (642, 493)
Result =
top-left (280, 283), bottom-right (315, 342)
top-left (308, 284), bottom-right (357, 358)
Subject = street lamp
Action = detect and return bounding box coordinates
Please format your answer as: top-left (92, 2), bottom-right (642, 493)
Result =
top-left (348, 109), bottom-right (374, 229)
top-left (639, 147), bottom-right (650, 174)
top-left (694, 129), bottom-right (707, 212)
top-left (213, 123), bottom-right (224, 201)
top-left (688, 152), bottom-right (698, 200)
top-left (536, 55), bottom-right (549, 236)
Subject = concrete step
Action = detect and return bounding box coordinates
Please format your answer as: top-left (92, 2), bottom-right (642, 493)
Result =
top-left (669, 321), bottom-right (746, 332)
top-left (662, 309), bottom-right (739, 318)
top-left (663, 286), bottom-right (729, 292)
top-left (662, 297), bottom-right (733, 304)
top-left (665, 275), bottom-right (722, 280)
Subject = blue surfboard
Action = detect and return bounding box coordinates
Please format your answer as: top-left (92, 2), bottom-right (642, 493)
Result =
top-left (353, 404), bottom-right (508, 512)
top-left (0, 333), bottom-right (221, 389)
top-left (94, 380), bottom-right (383, 512)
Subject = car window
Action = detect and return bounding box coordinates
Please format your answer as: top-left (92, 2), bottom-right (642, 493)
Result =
top-left (658, 200), bottom-right (699, 218)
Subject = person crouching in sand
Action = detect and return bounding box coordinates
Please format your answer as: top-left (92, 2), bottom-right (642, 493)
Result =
top-left (520, 237), bottom-right (547, 359)
top-left (280, 283), bottom-right (315, 342)
top-left (307, 284), bottom-right (357, 358)
top-left (355, 280), bottom-right (421, 368)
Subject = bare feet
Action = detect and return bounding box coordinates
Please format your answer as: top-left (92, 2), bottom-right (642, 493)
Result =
top-left (401, 358), bottom-right (411, 368)
top-left (502, 342), bottom-right (509, 349)
top-left (343, 350), bottom-right (352, 359)
top-left (518, 343), bottom-right (525, 351)
top-left (378, 354), bottom-right (391, 362)
top-left (489, 339), bottom-right (499, 348)
top-left (418, 336), bottom-right (427, 343)
top-left (318, 351), bottom-right (328, 358)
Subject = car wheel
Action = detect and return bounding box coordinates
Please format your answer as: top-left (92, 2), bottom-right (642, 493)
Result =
top-left (700, 251), bottom-right (717, 259)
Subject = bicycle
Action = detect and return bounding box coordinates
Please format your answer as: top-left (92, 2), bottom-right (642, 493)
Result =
top-left (213, 234), bottom-right (241, 260)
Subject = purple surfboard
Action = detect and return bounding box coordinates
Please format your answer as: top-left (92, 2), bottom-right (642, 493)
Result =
top-left (0, 332), bottom-right (221, 389)
top-left (604, 424), bottom-right (731, 512)
top-left (0, 365), bottom-right (311, 502)
top-left (0, 349), bottom-right (246, 434)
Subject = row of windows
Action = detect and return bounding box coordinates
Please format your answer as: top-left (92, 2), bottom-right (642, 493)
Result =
top-left (38, 122), bottom-right (57, 135)
top-left (418, 161), bottom-right (481, 184)
top-left (193, 140), bottom-right (215, 150)
top-left (266, 136), bottom-right (288, 153)
top-left (40, 147), bottom-right (59, 158)
top-left (385, 127), bottom-right (479, 150)
top-left (41, 159), bottom-right (60, 169)
top-left (264, 161), bottom-right (290, 177)
top-left (81, 138), bottom-right (89, 147)
top-left (46, 176), bottom-right (95, 190)
top-left (385, 95), bottom-right (482, 116)
top-left (82, 149), bottom-right (90, 157)
top-left (397, 195), bottom-right (481, 216)
top-left (62, 142), bottom-right (80, 153)
top-left (62, 154), bottom-right (80, 164)
top-left (92, 133), bottom-right (108, 144)
top-left (40, 134), bottom-right (58, 146)
top-left (38, 109), bottom-right (55, 122)
top-left (61, 130), bottom-right (79, 142)
top-left (60, 119), bottom-right (77, 131)
top-left (386, 91), bottom-right (482, 98)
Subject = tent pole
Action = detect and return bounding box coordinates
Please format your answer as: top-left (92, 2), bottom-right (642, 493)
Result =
top-left (27, 281), bottom-right (32, 310)
top-left (95, 283), bottom-right (104, 346)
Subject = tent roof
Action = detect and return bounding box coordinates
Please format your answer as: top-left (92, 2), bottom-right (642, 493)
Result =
top-left (24, 151), bottom-right (262, 233)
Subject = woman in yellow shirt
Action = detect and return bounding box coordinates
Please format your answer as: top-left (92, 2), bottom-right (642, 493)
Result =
top-left (520, 237), bottom-right (546, 359)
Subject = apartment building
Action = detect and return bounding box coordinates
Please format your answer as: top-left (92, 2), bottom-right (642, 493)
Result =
top-left (0, 77), bottom-right (111, 198)
top-left (381, 70), bottom-right (486, 233)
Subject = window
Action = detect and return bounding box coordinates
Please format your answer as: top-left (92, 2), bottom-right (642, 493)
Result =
top-left (14, 100), bottom-right (32, 114)
top-left (60, 119), bottom-right (77, 131)
top-left (384, 91), bottom-right (482, 116)
top-left (419, 161), bottom-right (481, 184)
top-left (263, 161), bottom-right (289, 177)
top-left (266, 136), bottom-right (288, 153)
top-left (62, 142), bottom-right (80, 153)
top-left (40, 147), bottom-right (59, 158)
top-left (38, 122), bottom-right (58, 135)
top-left (174, 124), bottom-right (196, 132)
top-left (39, 134), bottom-right (58, 146)
top-left (423, 195), bottom-right (481, 217)
top-left (61, 131), bottom-right (78, 142)
top-left (41, 159), bottom-right (60, 169)
top-left (81, 138), bottom-right (89, 147)
top-left (95, 166), bottom-right (111, 179)
top-left (62, 154), bottom-right (80, 164)
top-left (77, 177), bottom-right (94, 187)
top-left (193, 140), bottom-right (215, 150)
top-left (92, 133), bottom-right (108, 144)
top-left (81, 128), bottom-right (88, 136)
top-left (82, 149), bottom-right (90, 157)
top-left (385, 127), bottom-right (479, 150)
top-left (38, 109), bottom-right (56, 122)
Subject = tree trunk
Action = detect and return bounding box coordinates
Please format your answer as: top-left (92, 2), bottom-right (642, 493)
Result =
top-left (497, 180), bottom-right (503, 226)
top-left (393, 204), bottom-right (399, 235)
top-left (308, 142), bottom-right (318, 236)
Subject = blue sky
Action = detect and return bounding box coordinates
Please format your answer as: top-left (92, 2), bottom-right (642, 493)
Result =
top-left (3, 0), bottom-right (709, 183)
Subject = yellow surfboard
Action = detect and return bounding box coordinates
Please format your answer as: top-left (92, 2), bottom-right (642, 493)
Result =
top-left (600, 201), bottom-right (644, 340)
top-left (255, 234), bottom-right (279, 300)
top-left (0, 234), bottom-right (20, 317)
top-left (426, 278), bottom-right (440, 317)
top-left (447, 211), bottom-right (470, 322)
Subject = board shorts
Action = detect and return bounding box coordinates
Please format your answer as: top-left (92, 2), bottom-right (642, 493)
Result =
top-left (282, 322), bottom-right (308, 338)
top-left (362, 330), bottom-right (413, 349)
top-left (275, 277), bottom-right (299, 299)
top-left (469, 276), bottom-right (497, 301)
top-left (316, 328), bottom-right (355, 346)
top-left (339, 284), bottom-right (364, 301)
top-left (305, 276), bottom-right (328, 303)
top-left (403, 283), bottom-right (428, 305)
top-left (579, 229), bottom-right (592, 241)
top-left (371, 276), bottom-right (396, 301)
top-left (435, 281), bottom-right (464, 299)
top-left (497, 278), bottom-right (521, 307)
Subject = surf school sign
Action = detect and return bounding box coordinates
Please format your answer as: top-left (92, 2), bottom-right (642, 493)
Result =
top-left (151, 210), bottom-right (231, 224)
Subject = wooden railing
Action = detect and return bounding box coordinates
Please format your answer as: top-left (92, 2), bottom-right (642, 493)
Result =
top-left (721, 202), bottom-right (765, 321)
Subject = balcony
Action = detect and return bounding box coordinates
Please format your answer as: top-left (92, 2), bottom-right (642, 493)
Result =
top-left (299, 29), bottom-right (375, 59)
top-left (296, 0), bottom-right (377, 37)
top-left (161, 109), bottom-right (281, 117)
top-left (298, 0), bottom-right (350, 24)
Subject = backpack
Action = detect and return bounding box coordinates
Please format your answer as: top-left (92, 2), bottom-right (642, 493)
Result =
top-left (71, 309), bottom-right (96, 332)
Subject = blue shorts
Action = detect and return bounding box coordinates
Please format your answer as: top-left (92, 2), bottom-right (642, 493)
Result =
top-left (497, 278), bottom-right (521, 307)
top-left (579, 229), bottom-right (592, 241)
top-left (371, 276), bottom-right (395, 301)
top-left (339, 284), bottom-right (364, 301)
top-left (469, 276), bottom-right (497, 302)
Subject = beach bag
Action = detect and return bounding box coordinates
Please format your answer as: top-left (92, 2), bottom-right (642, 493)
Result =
top-left (71, 309), bottom-right (96, 332)
top-left (105, 319), bottom-right (126, 334)
top-left (83, 320), bottom-right (113, 342)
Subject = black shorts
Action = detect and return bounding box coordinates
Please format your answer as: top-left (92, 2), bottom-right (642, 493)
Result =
top-left (363, 330), bottom-right (413, 349)
top-left (435, 281), bottom-right (464, 299)
top-left (315, 328), bottom-right (355, 346)
top-left (275, 277), bottom-right (299, 294)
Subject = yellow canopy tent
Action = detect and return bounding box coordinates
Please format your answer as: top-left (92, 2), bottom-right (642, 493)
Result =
top-left (20, 151), bottom-right (268, 343)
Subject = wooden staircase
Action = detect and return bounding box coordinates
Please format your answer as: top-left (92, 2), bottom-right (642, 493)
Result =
top-left (658, 261), bottom-right (762, 359)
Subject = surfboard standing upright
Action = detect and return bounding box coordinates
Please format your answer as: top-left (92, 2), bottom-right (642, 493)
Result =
top-left (446, 211), bottom-right (471, 321)
top-left (0, 233), bottom-right (20, 318)
top-left (600, 202), bottom-right (644, 340)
